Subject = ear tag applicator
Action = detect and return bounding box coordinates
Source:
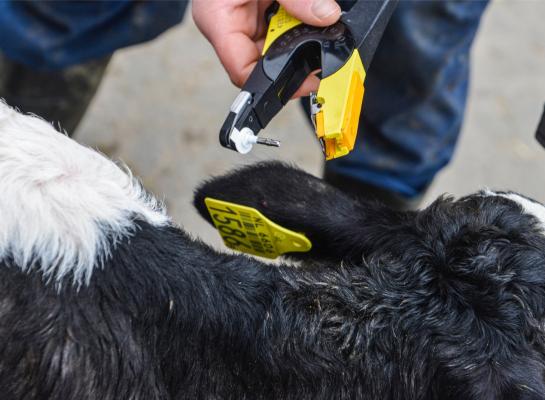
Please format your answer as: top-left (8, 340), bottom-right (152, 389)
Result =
top-left (205, 198), bottom-right (311, 259)
top-left (218, 0), bottom-right (398, 160)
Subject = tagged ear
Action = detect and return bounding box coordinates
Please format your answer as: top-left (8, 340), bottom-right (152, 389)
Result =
top-left (193, 161), bottom-right (375, 262)
top-left (192, 161), bottom-right (291, 224)
top-left (193, 161), bottom-right (352, 227)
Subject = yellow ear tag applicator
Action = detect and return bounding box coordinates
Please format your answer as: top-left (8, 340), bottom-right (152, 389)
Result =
top-left (218, 0), bottom-right (398, 161)
top-left (205, 198), bottom-right (312, 259)
top-left (262, 5), bottom-right (366, 160)
top-left (313, 50), bottom-right (365, 160)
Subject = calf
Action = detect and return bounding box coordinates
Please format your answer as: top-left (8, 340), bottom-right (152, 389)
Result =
top-left (0, 102), bottom-right (544, 399)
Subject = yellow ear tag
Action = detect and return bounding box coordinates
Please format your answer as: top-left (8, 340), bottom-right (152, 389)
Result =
top-left (205, 197), bottom-right (312, 259)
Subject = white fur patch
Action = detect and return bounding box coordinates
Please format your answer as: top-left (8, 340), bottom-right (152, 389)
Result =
top-left (487, 190), bottom-right (545, 231)
top-left (0, 101), bottom-right (169, 286)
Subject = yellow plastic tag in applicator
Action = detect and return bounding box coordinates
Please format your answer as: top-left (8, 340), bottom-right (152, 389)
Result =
top-left (205, 198), bottom-right (312, 259)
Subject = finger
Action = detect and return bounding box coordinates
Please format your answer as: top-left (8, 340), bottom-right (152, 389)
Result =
top-left (214, 32), bottom-right (260, 87)
top-left (256, 0), bottom-right (275, 40)
top-left (291, 74), bottom-right (321, 99)
top-left (278, 0), bottom-right (341, 27)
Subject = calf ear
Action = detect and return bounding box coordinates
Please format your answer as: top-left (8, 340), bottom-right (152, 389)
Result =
top-left (193, 161), bottom-right (351, 226)
top-left (193, 161), bottom-right (370, 261)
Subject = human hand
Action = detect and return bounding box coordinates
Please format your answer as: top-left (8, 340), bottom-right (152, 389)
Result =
top-left (192, 0), bottom-right (341, 98)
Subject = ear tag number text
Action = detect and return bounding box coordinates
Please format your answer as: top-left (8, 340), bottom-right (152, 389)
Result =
top-left (205, 198), bottom-right (312, 259)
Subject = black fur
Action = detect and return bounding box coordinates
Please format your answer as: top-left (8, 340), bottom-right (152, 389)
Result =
top-left (1, 160), bottom-right (545, 399)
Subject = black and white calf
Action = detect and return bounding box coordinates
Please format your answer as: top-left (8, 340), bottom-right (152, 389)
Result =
top-left (0, 102), bottom-right (544, 399)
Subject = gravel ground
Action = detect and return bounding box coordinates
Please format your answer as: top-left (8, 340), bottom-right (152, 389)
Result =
top-left (77, 1), bottom-right (545, 249)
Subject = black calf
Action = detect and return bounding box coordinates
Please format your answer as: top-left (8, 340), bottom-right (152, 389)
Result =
top-left (195, 161), bottom-right (545, 399)
top-left (1, 160), bottom-right (545, 399)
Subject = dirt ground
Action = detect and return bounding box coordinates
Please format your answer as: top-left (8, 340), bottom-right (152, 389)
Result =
top-left (76, 1), bottom-right (545, 249)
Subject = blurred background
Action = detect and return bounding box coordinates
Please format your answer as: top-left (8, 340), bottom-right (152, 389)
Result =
top-left (76, 1), bottom-right (545, 248)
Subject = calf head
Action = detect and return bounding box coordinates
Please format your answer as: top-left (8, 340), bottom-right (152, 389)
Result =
top-left (195, 161), bottom-right (545, 399)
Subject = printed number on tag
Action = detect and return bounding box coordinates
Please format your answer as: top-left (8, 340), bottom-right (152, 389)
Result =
top-left (205, 198), bottom-right (311, 259)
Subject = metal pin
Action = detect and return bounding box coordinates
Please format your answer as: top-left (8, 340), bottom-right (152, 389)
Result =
top-left (318, 137), bottom-right (326, 155)
top-left (256, 137), bottom-right (281, 147)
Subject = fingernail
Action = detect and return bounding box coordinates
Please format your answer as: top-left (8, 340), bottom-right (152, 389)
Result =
top-left (311, 0), bottom-right (340, 20)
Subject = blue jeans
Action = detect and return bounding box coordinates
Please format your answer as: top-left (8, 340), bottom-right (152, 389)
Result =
top-left (0, 1), bottom-right (187, 70)
top-left (325, 0), bottom-right (489, 198)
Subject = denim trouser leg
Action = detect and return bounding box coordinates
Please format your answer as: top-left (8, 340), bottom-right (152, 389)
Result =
top-left (0, 1), bottom-right (188, 70)
top-left (324, 0), bottom-right (489, 199)
top-left (0, 1), bottom-right (188, 133)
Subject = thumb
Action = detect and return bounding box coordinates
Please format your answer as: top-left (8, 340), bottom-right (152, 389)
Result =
top-left (277, 0), bottom-right (341, 27)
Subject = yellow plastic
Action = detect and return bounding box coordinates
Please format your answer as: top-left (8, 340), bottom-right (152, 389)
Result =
top-left (262, 6), bottom-right (302, 55)
top-left (315, 50), bottom-right (366, 160)
top-left (205, 198), bottom-right (312, 259)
